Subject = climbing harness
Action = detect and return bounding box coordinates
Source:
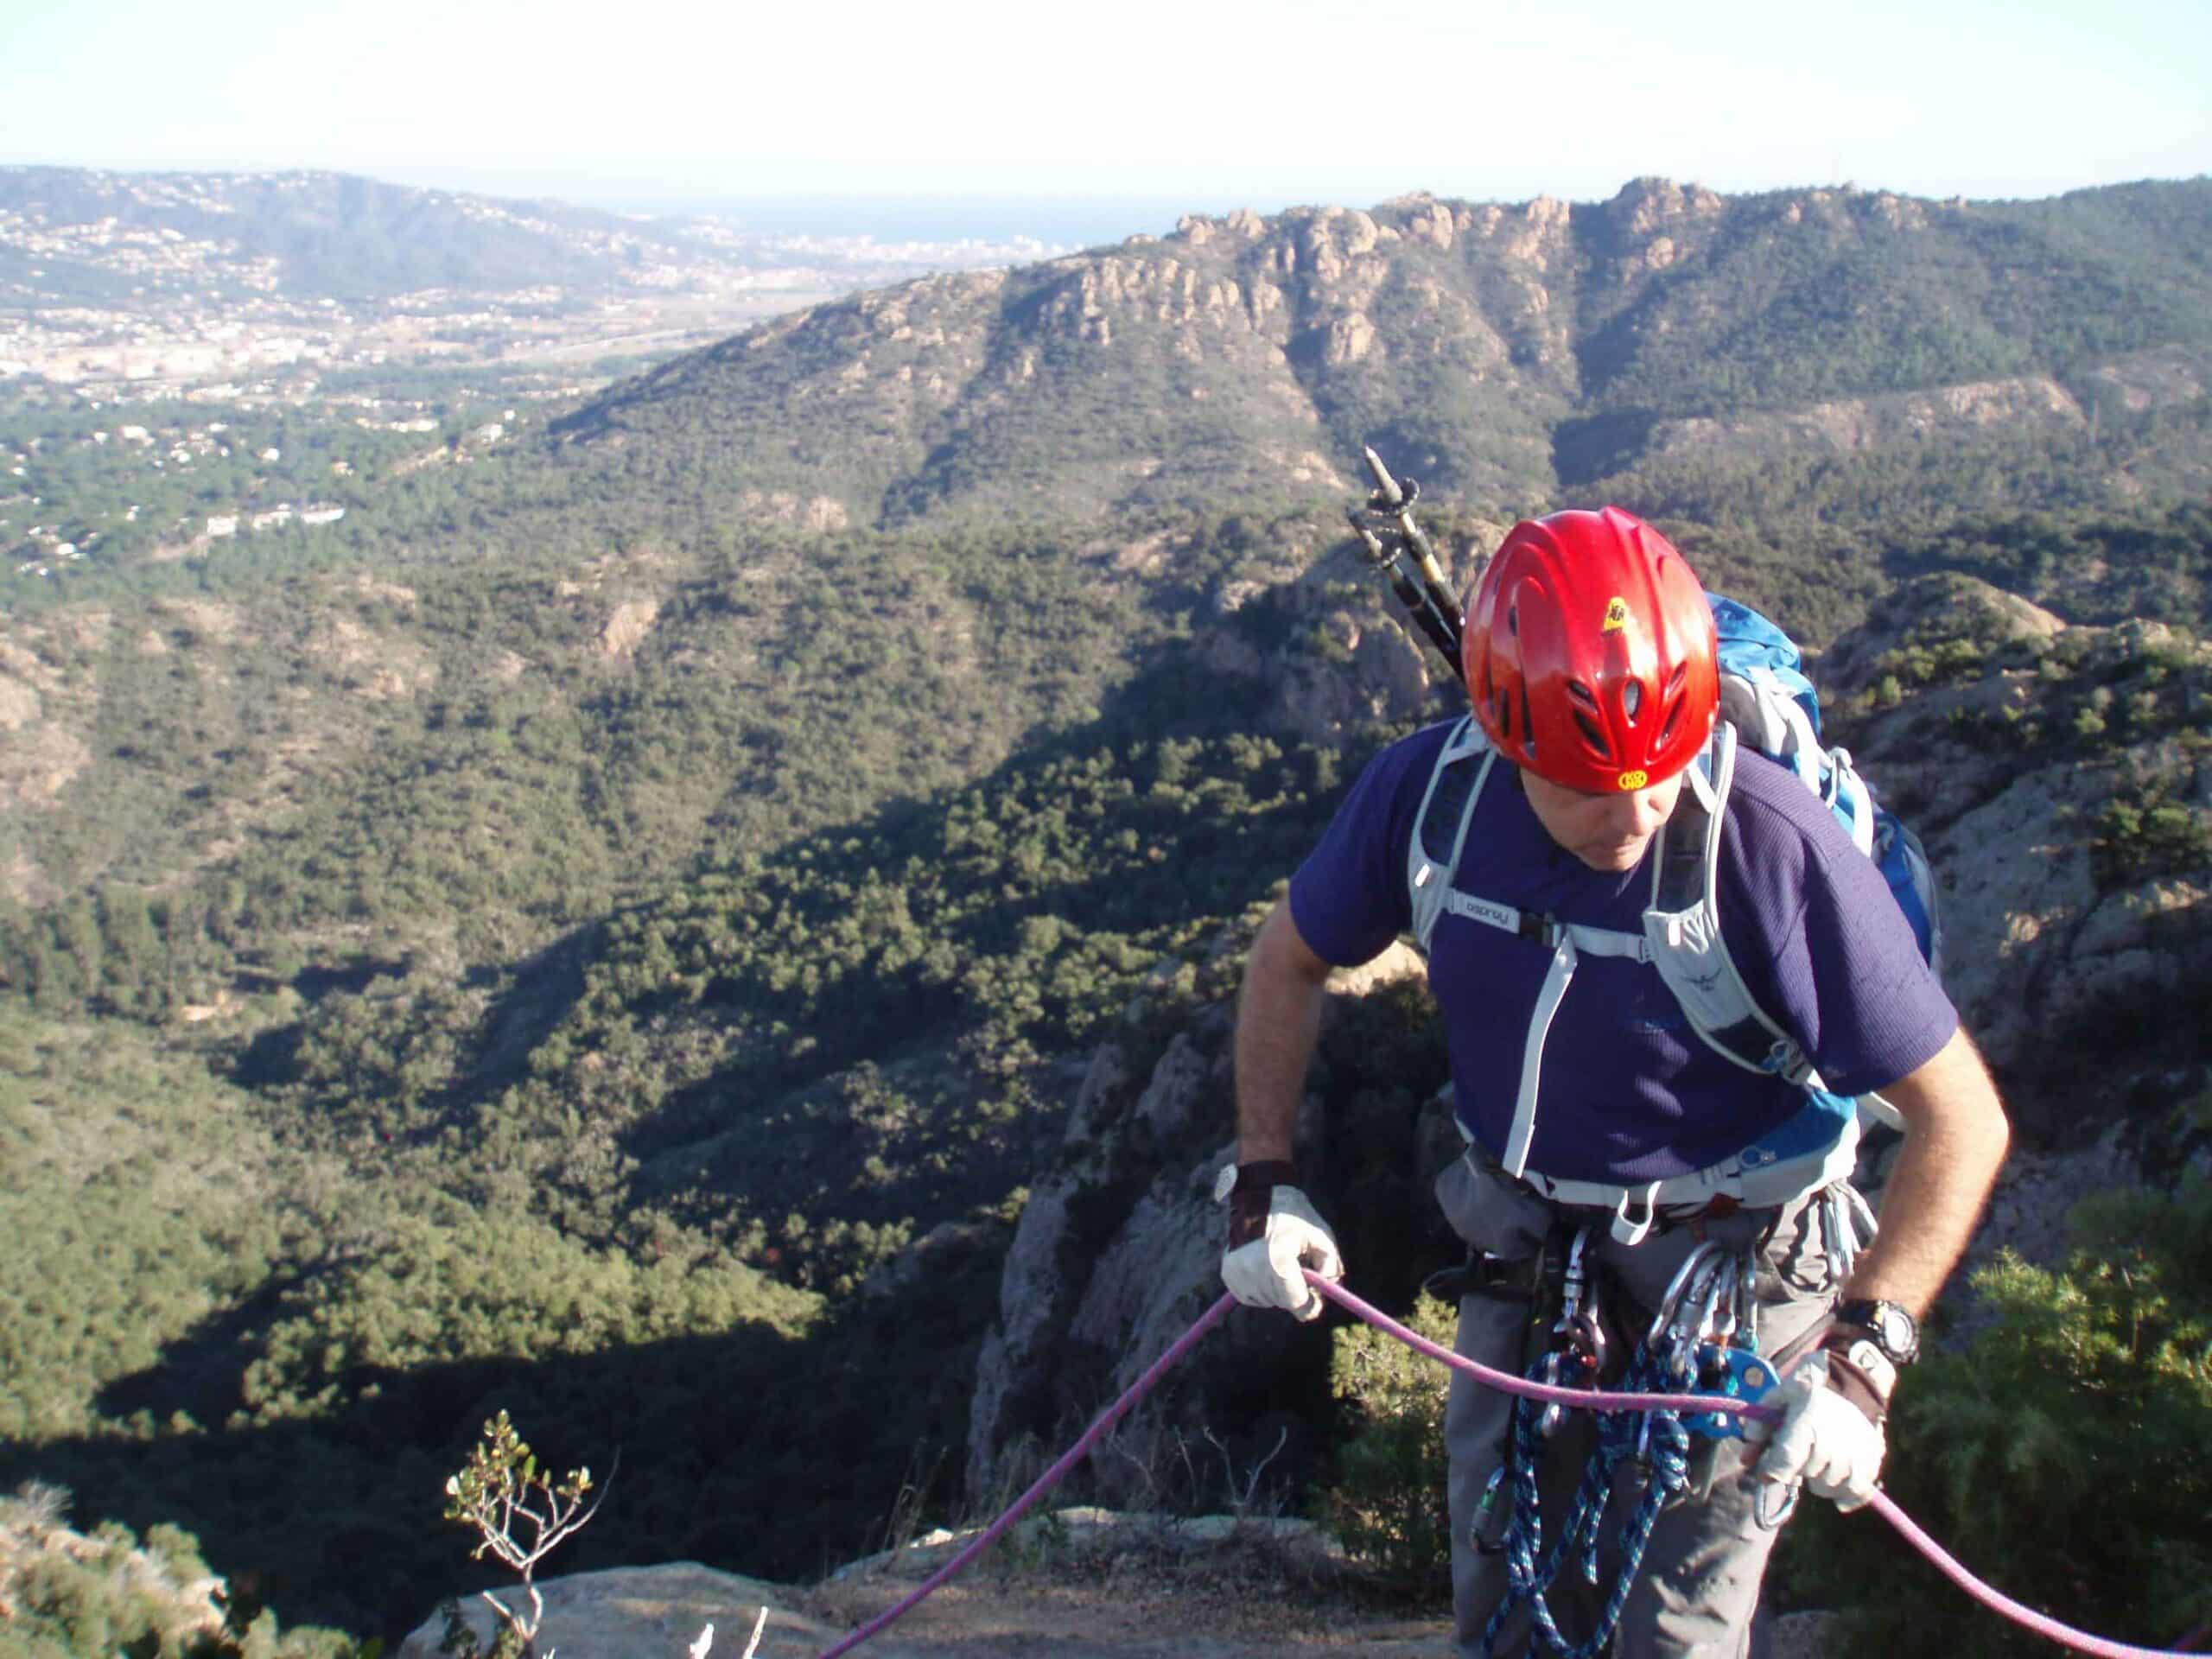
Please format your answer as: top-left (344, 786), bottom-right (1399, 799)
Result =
top-left (810, 1279), bottom-right (2196, 1659)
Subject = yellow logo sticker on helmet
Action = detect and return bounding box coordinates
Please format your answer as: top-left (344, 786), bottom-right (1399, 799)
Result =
top-left (1603, 597), bottom-right (1630, 632)
top-left (1618, 769), bottom-right (1649, 791)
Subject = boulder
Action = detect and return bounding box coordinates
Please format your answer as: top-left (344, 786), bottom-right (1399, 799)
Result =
top-left (395, 1562), bottom-right (825, 1659)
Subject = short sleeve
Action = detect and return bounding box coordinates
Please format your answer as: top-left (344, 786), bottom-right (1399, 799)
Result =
top-left (1720, 759), bottom-right (1958, 1096)
top-left (1793, 843), bottom-right (1957, 1094)
top-left (1287, 725), bottom-right (1450, 968)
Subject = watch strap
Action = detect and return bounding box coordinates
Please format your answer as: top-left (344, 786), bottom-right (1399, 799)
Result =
top-left (1820, 1333), bottom-right (1896, 1425)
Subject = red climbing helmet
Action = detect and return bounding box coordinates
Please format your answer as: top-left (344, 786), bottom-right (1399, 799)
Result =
top-left (1463, 506), bottom-right (1719, 793)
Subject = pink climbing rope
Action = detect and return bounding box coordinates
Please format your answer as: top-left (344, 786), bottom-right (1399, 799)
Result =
top-left (815, 1276), bottom-right (2196, 1657)
top-left (1310, 1276), bottom-right (1783, 1425)
top-left (812, 1294), bottom-right (1236, 1659)
top-left (1864, 1490), bottom-right (2185, 1659)
top-left (1310, 1275), bottom-right (2194, 1659)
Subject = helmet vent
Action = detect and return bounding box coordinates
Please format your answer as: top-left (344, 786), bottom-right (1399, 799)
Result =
top-left (1571, 710), bottom-right (1610, 759)
top-left (1518, 684), bottom-right (1534, 750)
top-left (1494, 690), bottom-right (1513, 740)
top-left (1620, 681), bottom-right (1643, 723)
top-left (1506, 603), bottom-right (1519, 639)
top-left (1658, 663), bottom-right (1689, 746)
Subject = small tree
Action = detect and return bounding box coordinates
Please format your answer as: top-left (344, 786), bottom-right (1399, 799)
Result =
top-left (438, 1413), bottom-right (767, 1659)
top-left (441, 1411), bottom-right (607, 1657)
top-left (1324, 1291), bottom-right (1456, 1594)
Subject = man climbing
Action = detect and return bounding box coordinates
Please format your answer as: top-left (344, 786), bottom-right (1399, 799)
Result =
top-left (1220, 506), bottom-right (2010, 1657)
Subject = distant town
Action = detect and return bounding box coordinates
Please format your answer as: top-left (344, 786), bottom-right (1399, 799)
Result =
top-left (0, 167), bottom-right (1066, 587)
top-left (1, 168), bottom-right (1060, 402)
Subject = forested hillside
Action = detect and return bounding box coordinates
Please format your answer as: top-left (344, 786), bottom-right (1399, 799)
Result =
top-left (0, 495), bottom-right (1434, 1636)
top-left (2, 174), bottom-right (2209, 1652)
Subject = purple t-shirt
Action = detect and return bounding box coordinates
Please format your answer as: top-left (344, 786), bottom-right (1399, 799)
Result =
top-left (1289, 721), bottom-right (1957, 1185)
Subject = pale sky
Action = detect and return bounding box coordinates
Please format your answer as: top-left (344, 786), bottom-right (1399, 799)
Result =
top-left (4, 0), bottom-right (2207, 219)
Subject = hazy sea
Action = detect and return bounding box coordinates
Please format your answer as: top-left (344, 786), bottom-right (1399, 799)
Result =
top-left (601, 194), bottom-right (1259, 249)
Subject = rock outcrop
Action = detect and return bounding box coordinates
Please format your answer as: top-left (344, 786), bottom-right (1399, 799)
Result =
top-left (0, 1499), bottom-right (228, 1651)
top-left (965, 927), bottom-right (1433, 1509)
top-left (395, 1562), bottom-right (819, 1659)
top-left (1827, 575), bottom-right (2212, 1080)
top-left (599, 597), bottom-right (662, 661)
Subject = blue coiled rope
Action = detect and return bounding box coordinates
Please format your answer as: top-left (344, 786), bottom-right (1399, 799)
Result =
top-left (1482, 1343), bottom-right (1694, 1657)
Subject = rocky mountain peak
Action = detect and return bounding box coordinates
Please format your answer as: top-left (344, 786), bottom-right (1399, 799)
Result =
top-left (1606, 175), bottom-right (1726, 237)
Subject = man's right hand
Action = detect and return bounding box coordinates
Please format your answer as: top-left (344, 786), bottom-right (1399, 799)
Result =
top-left (1219, 1161), bottom-right (1343, 1321)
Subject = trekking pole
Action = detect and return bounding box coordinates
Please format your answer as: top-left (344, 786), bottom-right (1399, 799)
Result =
top-left (1346, 443), bottom-right (1463, 675)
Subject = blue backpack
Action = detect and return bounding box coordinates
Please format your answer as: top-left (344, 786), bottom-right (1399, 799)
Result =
top-left (1706, 594), bottom-right (1942, 978)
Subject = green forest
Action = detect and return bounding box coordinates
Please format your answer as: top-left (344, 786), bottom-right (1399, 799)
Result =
top-left (3, 174), bottom-right (2211, 1655)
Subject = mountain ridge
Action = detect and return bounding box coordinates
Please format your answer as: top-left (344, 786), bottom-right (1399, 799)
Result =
top-left (550, 175), bottom-right (2212, 531)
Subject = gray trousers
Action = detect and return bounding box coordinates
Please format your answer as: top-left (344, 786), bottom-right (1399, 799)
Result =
top-left (1437, 1154), bottom-right (1840, 1658)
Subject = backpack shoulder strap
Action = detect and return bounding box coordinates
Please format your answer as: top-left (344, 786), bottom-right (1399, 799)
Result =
top-left (1407, 716), bottom-right (1498, 955)
top-left (1643, 721), bottom-right (1819, 1085)
top-left (1719, 669), bottom-right (1878, 856)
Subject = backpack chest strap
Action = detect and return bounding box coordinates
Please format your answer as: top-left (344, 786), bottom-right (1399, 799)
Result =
top-left (1406, 721), bottom-right (1839, 1188)
top-left (1439, 892), bottom-right (1652, 960)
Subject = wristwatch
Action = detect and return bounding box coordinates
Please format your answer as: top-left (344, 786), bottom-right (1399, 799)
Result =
top-left (1835, 1298), bottom-right (1920, 1366)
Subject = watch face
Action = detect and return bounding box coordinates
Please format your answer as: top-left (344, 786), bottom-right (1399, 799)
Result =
top-left (1842, 1299), bottom-right (1918, 1362)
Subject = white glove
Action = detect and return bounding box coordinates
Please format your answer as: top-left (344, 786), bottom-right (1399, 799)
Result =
top-left (1220, 1178), bottom-right (1343, 1322)
top-left (1751, 1351), bottom-right (1886, 1512)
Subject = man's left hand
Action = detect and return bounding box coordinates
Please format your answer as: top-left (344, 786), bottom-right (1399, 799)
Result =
top-left (1751, 1351), bottom-right (1886, 1511)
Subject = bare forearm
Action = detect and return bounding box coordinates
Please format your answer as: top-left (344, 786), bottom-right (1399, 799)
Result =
top-left (1234, 900), bottom-right (1333, 1165)
top-left (1845, 1028), bottom-right (2012, 1318)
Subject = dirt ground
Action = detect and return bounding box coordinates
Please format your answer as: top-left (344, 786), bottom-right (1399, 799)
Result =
top-left (791, 1569), bottom-right (1838, 1657)
top-left (789, 1538), bottom-right (1452, 1656)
